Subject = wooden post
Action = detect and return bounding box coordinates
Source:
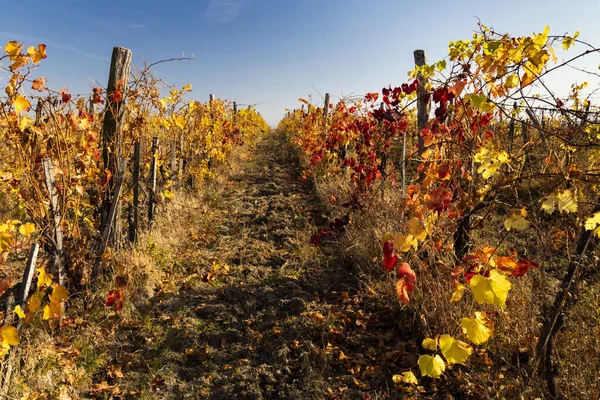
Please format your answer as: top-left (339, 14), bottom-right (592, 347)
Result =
top-left (42, 158), bottom-right (65, 287)
top-left (170, 140), bottom-right (177, 181)
top-left (148, 137), bottom-right (159, 227)
top-left (100, 47), bottom-right (132, 235)
top-left (35, 99), bottom-right (43, 126)
top-left (233, 101), bottom-right (237, 114)
top-left (178, 136), bottom-right (185, 187)
top-left (323, 93), bottom-right (330, 118)
top-left (94, 157), bottom-right (127, 278)
top-left (414, 50), bottom-right (429, 156)
top-left (128, 141), bottom-right (141, 243)
top-left (508, 102), bottom-right (517, 155)
top-left (16, 242), bottom-right (39, 310)
top-left (401, 131), bottom-right (407, 193)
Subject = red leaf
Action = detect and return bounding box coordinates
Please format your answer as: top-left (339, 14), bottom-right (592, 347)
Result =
top-left (383, 240), bottom-right (394, 258)
top-left (60, 88), bottom-right (71, 103)
top-left (513, 258), bottom-right (539, 277)
top-left (310, 234), bottom-right (321, 246)
top-left (106, 288), bottom-right (125, 310)
top-left (383, 255), bottom-right (398, 271)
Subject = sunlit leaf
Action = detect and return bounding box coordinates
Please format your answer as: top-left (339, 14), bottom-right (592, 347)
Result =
top-left (392, 371), bottom-right (418, 385)
top-left (36, 267), bottom-right (53, 289)
top-left (469, 269), bottom-right (511, 307)
top-left (439, 334), bottom-right (472, 364)
top-left (418, 354), bottom-right (445, 378)
top-left (0, 232), bottom-right (11, 252)
top-left (27, 44), bottom-right (47, 63)
top-left (422, 337), bottom-right (438, 351)
top-left (504, 208), bottom-right (530, 231)
top-left (450, 283), bottom-right (466, 303)
top-left (505, 74), bottom-right (519, 89)
top-left (562, 31), bottom-right (579, 50)
top-left (585, 212), bottom-right (600, 238)
top-left (1, 325), bottom-right (20, 345)
top-left (461, 312), bottom-right (493, 344)
top-left (18, 222), bottom-right (35, 236)
top-left (14, 305), bottom-right (25, 319)
top-left (13, 95), bottom-right (31, 114)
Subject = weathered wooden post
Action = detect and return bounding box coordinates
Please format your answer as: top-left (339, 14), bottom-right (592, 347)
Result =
top-left (170, 140), bottom-right (177, 181)
top-left (35, 99), bottom-right (44, 126)
top-left (148, 137), bottom-right (159, 227)
top-left (42, 158), bottom-right (65, 287)
top-left (94, 157), bottom-right (127, 278)
top-left (178, 135), bottom-right (185, 187)
top-left (414, 50), bottom-right (429, 156)
top-left (99, 46), bottom-right (132, 245)
top-left (323, 93), bottom-right (330, 118)
top-left (128, 141), bottom-right (141, 243)
top-left (508, 102), bottom-right (517, 155)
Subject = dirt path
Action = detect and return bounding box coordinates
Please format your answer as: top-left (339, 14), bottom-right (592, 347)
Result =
top-left (90, 133), bottom-right (412, 399)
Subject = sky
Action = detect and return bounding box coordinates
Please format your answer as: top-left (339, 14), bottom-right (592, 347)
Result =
top-left (1, 0), bottom-right (599, 126)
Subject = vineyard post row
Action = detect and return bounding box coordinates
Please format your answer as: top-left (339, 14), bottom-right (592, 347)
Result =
top-left (1, 44), bottom-right (247, 355)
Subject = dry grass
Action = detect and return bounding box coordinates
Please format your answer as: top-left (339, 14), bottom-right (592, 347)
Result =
top-left (294, 142), bottom-right (600, 398)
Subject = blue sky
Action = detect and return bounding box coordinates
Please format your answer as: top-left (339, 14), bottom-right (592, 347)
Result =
top-left (2, 0), bottom-right (599, 126)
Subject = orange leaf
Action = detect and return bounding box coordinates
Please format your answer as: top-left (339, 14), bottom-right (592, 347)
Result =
top-left (32, 77), bottom-right (45, 92)
top-left (396, 277), bottom-right (412, 304)
top-left (109, 89), bottom-right (123, 103)
top-left (495, 256), bottom-right (517, 274)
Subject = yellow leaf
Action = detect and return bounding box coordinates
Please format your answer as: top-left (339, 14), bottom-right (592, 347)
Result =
top-left (49, 284), bottom-right (68, 303)
top-left (469, 269), bottom-right (511, 307)
top-left (407, 217), bottom-right (427, 242)
top-left (585, 212), bottom-right (600, 232)
top-left (0, 341), bottom-right (9, 357)
top-left (505, 74), bottom-right (519, 89)
top-left (556, 190), bottom-right (578, 213)
top-left (36, 267), bottom-right (53, 289)
top-left (14, 305), bottom-right (25, 319)
top-left (504, 208), bottom-right (530, 231)
top-left (541, 195), bottom-right (558, 214)
top-left (0, 231), bottom-right (12, 252)
top-left (13, 95), bottom-right (31, 114)
top-left (393, 232), bottom-right (417, 252)
top-left (474, 148), bottom-right (509, 179)
top-left (27, 291), bottom-right (43, 313)
top-left (19, 115), bottom-right (34, 132)
top-left (18, 222), bottom-right (35, 236)
top-left (163, 190), bottom-right (174, 200)
top-left (418, 354), bottom-right (445, 379)
top-left (27, 44), bottom-right (47, 63)
top-left (533, 25), bottom-right (550, 49)
top-left (422, 337), bottom-right (437, 351)
top-left (439, 334), bottom-right (472, 364)
top-left (0, 325), bottom-right (20, 345)
top-left (43, 301), bottom-right (62, 320)
top-left (450, 283), bottom-right (466, 303)
top-left (562, 31), bottom-right (579, 50)
top-left (5, 41), bottom-right (23, 60)
top-left (392, 371), bottom-right (418, 385)
top-left (465, 93), bottom-right (495, 112)
top-left (173, 114), bottom-right (185, 129)
top-left (460, 311), bottom-right (493, 344)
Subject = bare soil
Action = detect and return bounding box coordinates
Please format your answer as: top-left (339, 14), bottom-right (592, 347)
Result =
top-left (82, 133), bottom-right (417, 399)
